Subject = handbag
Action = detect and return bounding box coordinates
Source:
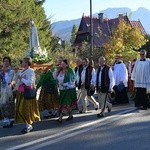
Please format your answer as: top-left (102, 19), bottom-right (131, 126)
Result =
top-left (18, 84), bottom-right (25, 92)
top-left (24, 86), bottom-right (36, 99)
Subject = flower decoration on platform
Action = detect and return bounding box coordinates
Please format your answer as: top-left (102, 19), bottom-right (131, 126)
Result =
top-left (27, 47), bottom-right (51, 63)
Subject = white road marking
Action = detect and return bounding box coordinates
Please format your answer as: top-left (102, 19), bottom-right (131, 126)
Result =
top-left (7, 107), bottom-right (137, 150)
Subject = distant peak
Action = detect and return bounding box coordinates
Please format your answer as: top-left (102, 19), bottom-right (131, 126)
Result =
top-left (137, 7), bottom-right (150, 11)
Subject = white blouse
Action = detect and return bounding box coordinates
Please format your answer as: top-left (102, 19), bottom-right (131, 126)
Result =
top-left (19, 68), bottom-right (35, 87)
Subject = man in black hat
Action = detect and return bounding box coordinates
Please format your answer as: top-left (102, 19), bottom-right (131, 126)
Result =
top-left (96, 56), bottom-right (115, 117)
top-left (78, 58), bottom-right (99, 113)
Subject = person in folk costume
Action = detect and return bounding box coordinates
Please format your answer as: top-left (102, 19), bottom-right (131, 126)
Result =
top-left (131, 49), bottom-right (150, 110)
top-left (15, 57), bottom-right (40, 134)
top-left (113, 54), bottom-right (129, 104)
top-left (0, 57), bottom-right (15, 128)
top-left (53, 59), bottom-right (77, 123)
top-left (78, 58), bottom-right (99, 113)
top-left (96, 56), bottom-right (115, 117)
top-left (36, 65), bottom-right (59, 118)
top-left (74, 58), bottom-right (89, 112)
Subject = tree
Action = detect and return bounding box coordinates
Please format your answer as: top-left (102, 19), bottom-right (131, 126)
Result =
top-left (141, 34), bottom-right (150, 58)
top-left (103, 19), bottom-right (147, 64)
top-left (70, 24), bottom-right (78, 44)
top-left (0, 0), bottom-right (52, 65)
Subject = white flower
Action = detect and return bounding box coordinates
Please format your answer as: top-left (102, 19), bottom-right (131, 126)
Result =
top-left (27, 46), bottom-right (50, 63)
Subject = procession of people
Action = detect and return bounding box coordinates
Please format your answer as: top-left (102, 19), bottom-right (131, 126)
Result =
top-left (0, 49), bottom-right (150, 134)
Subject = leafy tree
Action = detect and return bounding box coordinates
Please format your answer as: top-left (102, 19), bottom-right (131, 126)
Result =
top-left (70, 24), bottom-right (78, 44)
top-left (50, 36), bottom-right (62, 52)
top-left (103, 19), bottom-right (147, 64)
top-left (141, 34), bottom-right (150, 58)
top-left (0, 0), bottom-right (52, 66)
top-left (48, 41), bottom-right (76, 68)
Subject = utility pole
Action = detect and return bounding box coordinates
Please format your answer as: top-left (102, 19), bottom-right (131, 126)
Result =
top-left (90, 0), bottom-right (94, 65)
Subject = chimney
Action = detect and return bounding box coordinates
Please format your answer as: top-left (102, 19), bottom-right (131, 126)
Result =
top-left (118, 14), bottom-right (124, 20)
top-left (98, 13), bottom-right (104, 23)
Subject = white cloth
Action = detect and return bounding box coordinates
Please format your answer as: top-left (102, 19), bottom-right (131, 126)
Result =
top-left (18, 68), bottom-right (36, 87)
top-left (113, 62), bottom-right (128, 87)
top-left (96, 67), bottom-right (115, 91)
top-left (131, 58), bottom-right (150, 93)
top-left (56, 71), bottom-right (76, 90)
top-left (75, 67), bottom-right (80, 85)
top-left (57, 73), bottom-right (65, 90)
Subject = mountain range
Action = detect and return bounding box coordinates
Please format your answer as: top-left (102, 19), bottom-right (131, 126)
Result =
top-left (51, 7), bottom-right (150, 41)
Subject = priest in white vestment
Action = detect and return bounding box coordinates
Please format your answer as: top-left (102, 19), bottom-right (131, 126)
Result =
top-left (131, 49), bottom-right (150, 109)
top-left (113, 55), bottom-right (129, 104)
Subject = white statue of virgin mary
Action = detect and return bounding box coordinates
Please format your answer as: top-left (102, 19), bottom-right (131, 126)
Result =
top-left (26, 20), bottom-right (50, 63)
top-left (26, 20), bottom-right (41, 57)
top-left (30, 20), bottom-right (40, 50)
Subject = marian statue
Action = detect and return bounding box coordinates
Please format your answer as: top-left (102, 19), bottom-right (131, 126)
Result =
top-left (26, 20), bottom-right (49, 64)
top-left (30, 20), bottom-right (40, 50)
top-left (26, 20), bottom-right (41, 57)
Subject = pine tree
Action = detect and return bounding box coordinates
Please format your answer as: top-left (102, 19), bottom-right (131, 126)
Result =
top-left (70, 24), bottom-right (78, 44)
top-left (0, 0), bottom-right (52, 64)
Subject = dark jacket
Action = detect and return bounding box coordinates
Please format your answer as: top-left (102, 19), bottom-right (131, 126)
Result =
top-left (96, 65), bottom-right (110, 93)
top-left (75, 64), bottom-right (83, 89)
top-left (85, 65), bottom-right (93, 90)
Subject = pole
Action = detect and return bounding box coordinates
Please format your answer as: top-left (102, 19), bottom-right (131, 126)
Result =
top-left (90, 0), bottom-right (93, 65)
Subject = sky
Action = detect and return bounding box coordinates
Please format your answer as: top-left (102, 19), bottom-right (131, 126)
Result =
top-left (43, 0), bottom-right (150, 23)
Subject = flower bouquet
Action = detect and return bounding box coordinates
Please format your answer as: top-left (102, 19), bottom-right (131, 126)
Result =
top-left (26, 47), bottom-right (53, 70)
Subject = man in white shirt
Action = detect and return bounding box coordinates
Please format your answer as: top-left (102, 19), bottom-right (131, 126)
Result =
top-left (96, 56), bottom-right (115, 117)
top-left (77, 58), bottom-right (99, 113)
top-left (113, 54), bottom-right (129, 104)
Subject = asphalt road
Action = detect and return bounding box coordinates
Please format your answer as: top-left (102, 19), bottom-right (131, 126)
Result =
top-left (0, 101), bottom-right (150, 150)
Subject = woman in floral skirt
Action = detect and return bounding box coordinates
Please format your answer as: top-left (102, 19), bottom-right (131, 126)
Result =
top-left (53, 59), bottom-right (77, 123)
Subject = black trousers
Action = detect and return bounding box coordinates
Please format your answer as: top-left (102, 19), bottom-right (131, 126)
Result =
top-left (134, 88), bottom-right (149, 108)
top-left (113, 86), bottom-right (129, 104)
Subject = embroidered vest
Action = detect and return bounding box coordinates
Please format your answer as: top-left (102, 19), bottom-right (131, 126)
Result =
top-left (96, 65), bottom-right (110, 93)
top-left (85, 65), bottom-right (93, 89)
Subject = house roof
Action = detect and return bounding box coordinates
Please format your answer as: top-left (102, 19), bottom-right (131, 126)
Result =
top-left (74, 14), bottom-right (146, 47)
top-left (130, 20), bottom-right (146, 34)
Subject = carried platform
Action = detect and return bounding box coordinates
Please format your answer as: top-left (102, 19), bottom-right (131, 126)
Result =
top-left (31, 62), bottom-right (53, 70)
